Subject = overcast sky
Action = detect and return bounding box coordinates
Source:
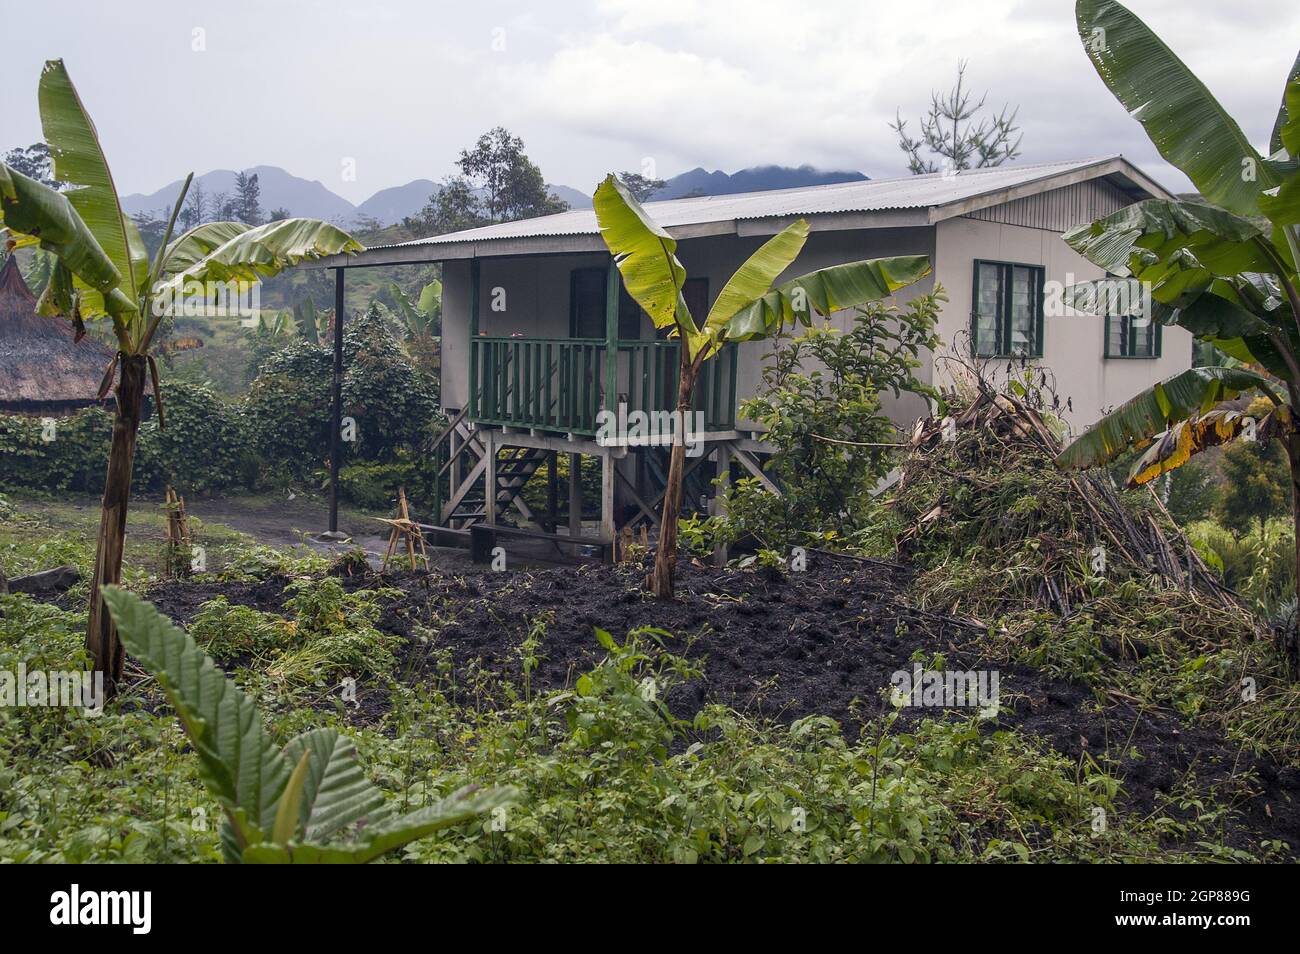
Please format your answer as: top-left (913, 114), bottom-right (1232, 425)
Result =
top-left (2, 0), bottom-right (1297, 203)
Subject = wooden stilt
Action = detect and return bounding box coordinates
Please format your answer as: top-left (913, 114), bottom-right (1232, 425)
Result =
top-left (711, 443), bottom-right (731, 567)
top-left (600, 450), bottom-right (616, 558)
top-left (568, 451), bottom-right (582, 541)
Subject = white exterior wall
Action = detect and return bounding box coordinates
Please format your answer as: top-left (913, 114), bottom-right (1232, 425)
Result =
top-left (933, 216), bottom-right (1193, 433)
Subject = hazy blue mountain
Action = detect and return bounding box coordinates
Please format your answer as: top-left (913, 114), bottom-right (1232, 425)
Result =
top-left (652, 164), bottom-right (867, 200)
top-left (121, 165), bottom-right (357, 223)
top-left (119, 163), bottom-right (863, 230)
top-left (548, 184), bottom-right (591, 210)
top-left (354, 179), bottom-right (440, 224)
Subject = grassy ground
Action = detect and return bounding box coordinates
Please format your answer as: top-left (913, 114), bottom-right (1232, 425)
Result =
top-left (1, 481), bottom-right (1295, 863)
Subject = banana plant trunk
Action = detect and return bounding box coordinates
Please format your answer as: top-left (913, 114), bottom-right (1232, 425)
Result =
top-left (652, 347), bottom-right (703, 599)
top-left (86, 354), bottom-right (148, 694)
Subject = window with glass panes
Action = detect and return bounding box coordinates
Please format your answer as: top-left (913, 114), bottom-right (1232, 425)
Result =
top-left (1104, 312), bottom-right (1161, 358)
top-left (971, 261), bottom-right (1044, 358)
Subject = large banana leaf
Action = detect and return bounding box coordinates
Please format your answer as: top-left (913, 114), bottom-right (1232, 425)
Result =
top-left (1056, 365), bottom-right (1285, 470)
top-left (416, 278), bottom-right (442, 318)
top-left (101, 586), bottom-right (288, 856)
top-left (1063, 199), bottom-right (1273, 279)
top-left (160, 221), bottom-right (251, 276)
top-left (1126, 405), bottom-right (1286, 486)
top-left (157, 218), bottom-right (363, 296)
top-left (1075, 0), bottom-right (1273, 218)
top-left (705, 221), bottom-right (809, 330)
top-left (388, 281), bottom-right (431, 337)
top-left (594, 174), bottom-right (693, 341)
top-left (39, 60), bottom-right (142, 306)
top-left (1270, 54), bottom-right (1300, 158)
top-left (722, 255), bottom-right (932, 341)
top-left (0, 164), bottom-right (134, 316)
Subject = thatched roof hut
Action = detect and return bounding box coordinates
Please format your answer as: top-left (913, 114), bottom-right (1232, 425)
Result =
top-left (0, 255), bottom-right (115, 415)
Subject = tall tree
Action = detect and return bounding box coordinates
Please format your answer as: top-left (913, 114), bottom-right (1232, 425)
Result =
top-left (618, 171), bottom-right (666, 202)
top-left (890, 61), bottom-right (1022, 174)
top-left (234, 171), bottom-right (263, 225)
top-left (2, 143), bottom-right (57, 189)
top-left (458, 127), bottom-right (566, 221)
top-left (179, 179), bottom-right (208, 231)
top-left (0, 60), bottom-right (362, 693)
top-left (594, 175), bottom-right (931, 598)
top-left (411, 127), bottom-right (568, 235)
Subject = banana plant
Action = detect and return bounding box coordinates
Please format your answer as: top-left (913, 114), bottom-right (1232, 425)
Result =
top-left (593, 174), bottom-right (931, 597)
top-left (1055, 1), bottom-right (1300, 648)
top-left (0, 61), bottom-right (363, 693)
top-left (388, 279), bottom-right (441, 339)
top-left (102, 586), bottom-right (514, 863)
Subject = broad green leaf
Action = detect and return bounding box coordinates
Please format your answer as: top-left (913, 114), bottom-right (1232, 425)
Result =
top-left (723, 255), bottom-right (932, 341)
top-left (160, 221), bottom-right (251, 276)
top-left (0, 163), bottom-right (134, 316)
top-left (279, 728), bottom-right (387, 843)
top-left (594, 174), bottom-right (694, 341)
top-left (157, 218), bottom-right (362, 297)
top-left (101, 586), bottom-right (288, 856)
top-left (39, 59), bottom-right (141, 304)
top-left (1076, 0), bottom-right (1274, 217)
top-left (705, 221), bottom-right (809, 330)
top-left (1269, 53), bottom-right (1300, 157)
top-left (1259, 172), bottom-right (1300, 227)
top-left (241, 785), bottom-right (516, 864)
top-left (1063, 199), bottom-right (1272, 278)
top-left (1056, 365), bottom-right (1285, 470)
top-left (389, 281), bottom-right (431, 337)
top-left (272, 749), bottom-right (313, 846)
top-left (297, 296), bottom-right (320, 344)
top-left (416, 279), bottom-right (442, 318)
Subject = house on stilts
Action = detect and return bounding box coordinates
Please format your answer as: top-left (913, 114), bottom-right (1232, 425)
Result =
top-left (311, 156), bottom-right (1190, 558)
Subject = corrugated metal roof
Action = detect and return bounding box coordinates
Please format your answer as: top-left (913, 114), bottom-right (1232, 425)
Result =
top-left (379, 156), bottom-right (1152, 251)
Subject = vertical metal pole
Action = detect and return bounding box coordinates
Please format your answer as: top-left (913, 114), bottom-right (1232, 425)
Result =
top-left (328, 267), bottom-right (345, 535)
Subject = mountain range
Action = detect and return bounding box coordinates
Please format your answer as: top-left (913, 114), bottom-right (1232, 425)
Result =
top-left (120, 163), bottom-right (868, 229)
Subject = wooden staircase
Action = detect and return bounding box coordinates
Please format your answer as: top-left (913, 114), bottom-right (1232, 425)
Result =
top-left (422, 405), bottom-right (549, 534)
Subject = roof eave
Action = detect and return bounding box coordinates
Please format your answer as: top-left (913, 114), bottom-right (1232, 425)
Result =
top-left (925, 156), bottom-right (1174, 224)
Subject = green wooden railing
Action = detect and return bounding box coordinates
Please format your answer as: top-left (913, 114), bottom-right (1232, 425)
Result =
top-left (469, 336), bottom-right (738, 435)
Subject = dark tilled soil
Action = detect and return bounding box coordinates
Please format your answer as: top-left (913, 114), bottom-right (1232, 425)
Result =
top-left (145, 553), bottom-right (1300, 853)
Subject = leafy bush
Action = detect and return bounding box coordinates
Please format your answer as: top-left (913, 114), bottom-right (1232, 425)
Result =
top-left (725, 289), bottom-right (943, 550)
top-left (242, 304), bottom-right (440, 482)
